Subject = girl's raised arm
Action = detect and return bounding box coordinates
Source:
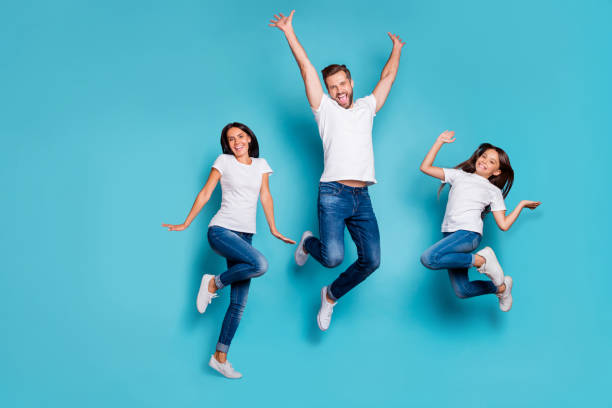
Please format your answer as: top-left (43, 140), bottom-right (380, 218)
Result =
top-left (260, 173), bottom-right (296, 244)
top-left (492, 200), bottom-right (541, 231)
top-left (420, 130), bottom-right (455, 180)
top-left (162, 168), bottom-right (222, 231)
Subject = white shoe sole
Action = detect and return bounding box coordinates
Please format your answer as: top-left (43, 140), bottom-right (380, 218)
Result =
top-left (196, 274), bottom-right (214, 314)
top-left (499, 276), bottom-right (513, 312)
top-left (295, 231), bottom-right (312, 266)
top-left (317, 287), bottom-right (331, 331)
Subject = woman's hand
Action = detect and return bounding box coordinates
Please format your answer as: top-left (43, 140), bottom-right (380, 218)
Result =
top-left (269, 10), bottom-right (295, 34)
top-left (436, 130), bottom-right (456, 144)
top-left (521, 200), bottom-right (541, 209)
top-left (162, 223), bottom-right (189, 231)
top-left (271, 229), bottom-right (296, 244)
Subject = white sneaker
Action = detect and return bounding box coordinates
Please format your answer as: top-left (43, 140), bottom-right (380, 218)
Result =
top-left (317, 286), bottom-right (336, 331)
top-left (208, 355), bottom-right (242, 379)
top-left (476, 247), bottom-right (504, 286)
top-left (497, 276), bottom-right (513, 312)
top-left (196, 274), bottom-right (218, 314)
top-left (295, 231), bottom-right (313, 266)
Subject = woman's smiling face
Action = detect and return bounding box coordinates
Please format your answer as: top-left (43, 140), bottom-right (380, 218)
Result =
top-left (226, 127), bottom-right (251, 158)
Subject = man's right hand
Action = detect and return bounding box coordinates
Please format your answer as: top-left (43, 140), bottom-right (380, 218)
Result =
top-left (269, 10), bottom-right (323, 110)
top-left (269, 10), bottom-right (295, 34)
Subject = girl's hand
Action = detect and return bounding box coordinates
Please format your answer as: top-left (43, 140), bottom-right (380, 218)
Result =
top-left (521, 200), bottom-right (541, 209)
top-left (269, 10), bottom-right (295, 33)
top-left (271, 229), bottom-right (296, 244)
top-left (162, 223), bottom-right (188, 231)
top-left (436, 130), bottom-right (456, 144)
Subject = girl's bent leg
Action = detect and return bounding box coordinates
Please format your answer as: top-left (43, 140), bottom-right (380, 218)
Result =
top-left (216, 279), bottom-right (251, 353)
top-left (421, 230), bottom-right (481, 270)
top-left (448, 268), bottom-right (497, 298)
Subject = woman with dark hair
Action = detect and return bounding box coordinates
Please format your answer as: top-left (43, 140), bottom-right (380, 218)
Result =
top-left (419, 131), bottom-right (540, 312)
top-left (163, 122), bottom-right (294, 379)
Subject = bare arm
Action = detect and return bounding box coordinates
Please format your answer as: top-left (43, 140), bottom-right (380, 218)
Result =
top-left (260, 174), bottom-right (296, 244)
top-left (492, 201), bottom-right (541, 231)
top-left (420, 131), bottom-right (456, 180)
top-left (162, 168), bottom-right (221, 231)
top-left (372, 33), bottom-right (405, 113)
top-left (270, 10), bottom-right (324, 110)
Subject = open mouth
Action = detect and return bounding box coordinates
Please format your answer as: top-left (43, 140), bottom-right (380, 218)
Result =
top-left (337, 93), bottom-right (348, 105)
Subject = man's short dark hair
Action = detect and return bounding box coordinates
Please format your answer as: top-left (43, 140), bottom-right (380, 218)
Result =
top-left (321, 64), bottom-right (351, 84)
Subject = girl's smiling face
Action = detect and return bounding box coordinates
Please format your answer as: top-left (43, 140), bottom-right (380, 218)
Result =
top-left (226, 127), bottom-right (251, 158)
top-left (475, 148), bottom-right (502, 178)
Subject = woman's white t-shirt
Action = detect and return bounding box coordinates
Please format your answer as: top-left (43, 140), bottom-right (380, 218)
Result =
top-left (441, 168), bottom-right (506, 235)
top-left (312, 93), bottom-right (377, 185)
top-left (208, 154), bottom-right (273, 234)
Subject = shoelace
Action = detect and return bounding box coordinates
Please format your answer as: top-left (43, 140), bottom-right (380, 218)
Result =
top-left (208, 293), bottom-right (219, 304)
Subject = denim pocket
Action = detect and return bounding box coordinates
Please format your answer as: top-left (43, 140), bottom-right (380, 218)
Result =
top-left (319, 182), bottom-right (342, 196)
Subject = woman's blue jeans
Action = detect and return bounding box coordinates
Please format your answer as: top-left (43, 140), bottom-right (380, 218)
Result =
top-left (304, 182), bottom-right (381, 301)
top-left (207, 226), bottom-right (268, 353)
top-left (420, 230), bottom-right (497, 298)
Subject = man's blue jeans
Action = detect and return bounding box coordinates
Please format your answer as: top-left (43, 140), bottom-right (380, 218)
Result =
top-left (420, 230), bottom-right (497, 298)
top-left (304, 182), bottom-right (381, 301)
top-left (207, 226), bottom-right (268, 353)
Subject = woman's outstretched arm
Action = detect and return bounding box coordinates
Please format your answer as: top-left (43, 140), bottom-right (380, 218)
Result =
top-left (162, 168), bottom-right (221, 231)
top-left (260, 173), bottom-right (295, 244)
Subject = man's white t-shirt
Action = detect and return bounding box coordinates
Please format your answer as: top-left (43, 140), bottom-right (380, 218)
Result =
top-left (208, 154), bottom-right (273, 234)
top-left (312, 93), bottom-right (377, 185)
top-left (441, 168), bottom-right (506, 235)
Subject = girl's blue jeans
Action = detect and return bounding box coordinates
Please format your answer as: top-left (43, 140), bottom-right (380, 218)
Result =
top-left (420, 230), bottom-right (497, 298)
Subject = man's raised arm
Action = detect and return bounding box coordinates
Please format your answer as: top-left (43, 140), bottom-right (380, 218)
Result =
top-left (270, 10), bottom-right (323, 110)
top-left (372, 33), bottom-right (405, 113)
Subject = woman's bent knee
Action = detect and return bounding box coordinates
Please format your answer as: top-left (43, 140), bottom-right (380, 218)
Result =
top-left (252, 256), bottom-right (268, 278)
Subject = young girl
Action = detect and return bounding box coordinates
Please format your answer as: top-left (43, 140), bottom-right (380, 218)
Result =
top-left (163, 122), bottom-right (295, 379)
top-left (419, 130), bottom-right (540, 312)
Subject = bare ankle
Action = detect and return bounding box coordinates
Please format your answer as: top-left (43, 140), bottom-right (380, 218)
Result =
top-left (208, 278), bottom-right (218, 293)
top-left (214, 351), bottom-right (227, 363)
top-left (474, 254), bottom-right (485, 268)
top-left (497, 283), bottom-right (506, 294)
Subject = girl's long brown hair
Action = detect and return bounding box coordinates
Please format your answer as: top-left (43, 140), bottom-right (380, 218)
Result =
top-left (439, 143), bottom-right (514, 204)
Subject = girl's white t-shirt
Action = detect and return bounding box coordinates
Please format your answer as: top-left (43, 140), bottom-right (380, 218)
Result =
top-left (441, 168), bottom-right (506, 235)
top-left (312, 93), bottom-right (377, 185)
top-left (208, 154), bottom-right (273, 234)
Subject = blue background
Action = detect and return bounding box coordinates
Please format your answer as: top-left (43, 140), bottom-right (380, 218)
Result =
top-left (2, 0), bottom-right (610, 406)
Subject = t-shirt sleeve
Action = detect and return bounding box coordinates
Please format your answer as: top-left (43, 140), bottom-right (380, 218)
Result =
top-left (442, 168), bottom-right (461, 184)
top-left (211, 154), bottom-right (225, 175)
top-left (363, 94), bottom-right (377, 116)
top-left (258, 158), bottom-right (273, 175)
top-left (312, 94), bottom-right (331, 122)
top-left (490, 188), bottom-right (506, 212)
